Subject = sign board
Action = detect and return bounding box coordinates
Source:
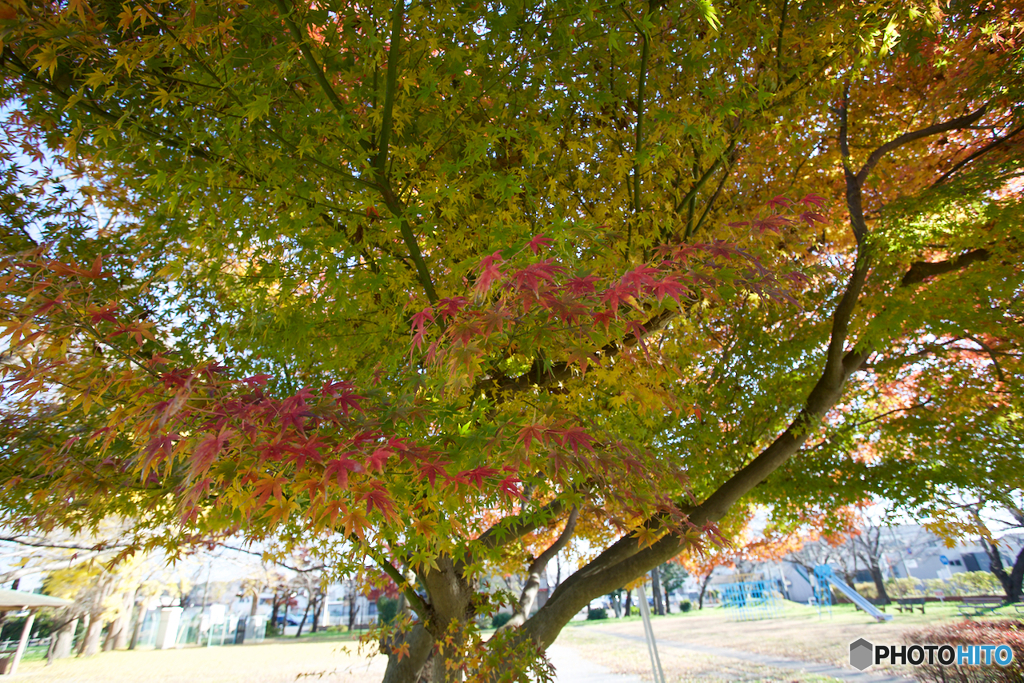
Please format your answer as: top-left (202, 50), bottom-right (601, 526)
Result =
top-left (940, 555), bottom-right (949, 565)
top-left (905, 559), bottom-right (918, 569)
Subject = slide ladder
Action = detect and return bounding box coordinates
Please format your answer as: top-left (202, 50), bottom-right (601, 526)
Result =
top-left (825, 575), bottom-right (892, 622)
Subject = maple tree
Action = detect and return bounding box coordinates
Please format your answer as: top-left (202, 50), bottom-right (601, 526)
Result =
top-left (2, 0), bottom-right (1024, 680)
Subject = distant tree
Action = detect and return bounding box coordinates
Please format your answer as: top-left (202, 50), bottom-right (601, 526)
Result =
top-left (657, 562), bottom-right (689, 613)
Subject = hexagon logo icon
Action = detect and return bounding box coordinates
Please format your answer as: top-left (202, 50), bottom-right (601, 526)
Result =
top-left (850, 638), bottom-right (874, 671)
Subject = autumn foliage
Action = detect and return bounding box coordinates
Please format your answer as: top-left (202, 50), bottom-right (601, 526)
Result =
top-left (2, 0), bottom-right (1024, 680)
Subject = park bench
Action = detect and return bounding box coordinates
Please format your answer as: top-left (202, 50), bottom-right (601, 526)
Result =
top-left (957, 596), bottom-right (1004, 617)
top-left (897, 597), bottom-right (925, 614)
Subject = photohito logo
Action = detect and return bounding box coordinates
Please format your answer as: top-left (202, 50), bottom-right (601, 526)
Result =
top-left (849, 638), bottom-right (1014, 671)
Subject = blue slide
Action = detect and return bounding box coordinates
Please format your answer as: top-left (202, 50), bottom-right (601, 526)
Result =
top-left (825, 576), bottom-right (892, 622)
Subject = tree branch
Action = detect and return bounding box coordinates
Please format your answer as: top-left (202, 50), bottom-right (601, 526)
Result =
top-left (521, 222), bottom-right (875, 647)
top-left (502, 507), bottom-right (578, 630)
top-left (376, 0), bottom-right (406, 174)
top-left (934, 123), bottom-right (1024, 186)
top-left (274, 0), bottom-right (351, 122)
top-left (856, 105), bottom-right (988, 185)
top-left (474, 497), bottom-right (569, 554)
top-left (900, 248), bottom-right (991, 286)
top-left (479, 309), bottom-right (677, 398)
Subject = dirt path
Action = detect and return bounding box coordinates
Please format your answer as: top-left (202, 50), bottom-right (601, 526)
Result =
top-left (592, 630), bottom-right (912, 683)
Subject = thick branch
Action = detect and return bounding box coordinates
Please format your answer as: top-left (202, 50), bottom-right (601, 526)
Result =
top-left (934, 123), bottom-right (1024, 186)
top-left (502, 507), bottom-right (578, 630)
top-left (523, 230), bottom-right (874, 647)
top-left (380, 188), bottom-right (439, 304)
top-left (900, 248), bottom-right (991, 286)
top-left (856, 106), bottom-right (988, 185)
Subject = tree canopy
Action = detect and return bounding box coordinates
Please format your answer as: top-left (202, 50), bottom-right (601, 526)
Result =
top-left (2, 0), bottom-right (1023, 680)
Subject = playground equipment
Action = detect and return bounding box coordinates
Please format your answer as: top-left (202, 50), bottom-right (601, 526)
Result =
top-left (812, 565), bottom-right (892, 622)
top-left (719, 579), bottom-right (783, 621)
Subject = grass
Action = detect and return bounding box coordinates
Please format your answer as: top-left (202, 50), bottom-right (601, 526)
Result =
top-left (16, 638), bottom-right (388, 683)
top-left (553, 600), bottom-right (1022, 682)
top-left (11, 601), bottom-right (1020, 682)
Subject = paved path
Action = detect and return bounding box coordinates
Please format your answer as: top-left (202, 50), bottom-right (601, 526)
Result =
top-left (547, 644), bottom-right (643, 683)
top-left (590, 630), bottom-right (914, 683)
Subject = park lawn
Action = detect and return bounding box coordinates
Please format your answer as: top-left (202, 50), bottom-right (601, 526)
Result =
top-left (15, 637), bottom-right (388, 683)
top-left (555, 601), bottom-right (1021, 681)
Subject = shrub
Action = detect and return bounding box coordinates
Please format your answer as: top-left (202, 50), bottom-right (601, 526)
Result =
top-left (490, 612), bottom-right (513, 629)
top-left (587, 608), bottom-right (608, 620)
top-left (947, 572), bottom-right (1002, 597)
top-left (680, 600), bottom-right (692, 613)
top-left (376, 597), bottom-right (399, 625)
top-left (854, 582), bottom-right (878, 600)
top-left (904, 620), bottom-right (1024, 682)
top-left (885, 577), bottom-right (925, 598)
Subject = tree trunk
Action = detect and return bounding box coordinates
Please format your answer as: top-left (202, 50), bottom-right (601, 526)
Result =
top-left (295, 597), bottom-right (312, 638)
top-left (106, 588), bottom-right (134, 651)
top-left (128, 603), bottom-right (145, 650)
top-left (102, 618), bottom-right (118, 651)
top-left (698, 574), bottom-right (713, 610)
top-left (651, 568), bottom-right (664, 616)
top-left (48, 616), bottom-right (77, 663)
top-left (348, 589), bottom-right (358, 631)
top-left (624, 589), bottom-right (632, 617)
top-left (381, 624), bottom-right (434, 683)
top-left (609, 592), bottom-right (621, 618)
top-left (80, 612), bottom-right (103, 657)
top-left (250, 592), bottom-right (260, 617)
top-left (502, 507), bottom-right (578, 631)
top-left (1007, 544), bottom-right (1024, 603)
top-left (869, 564), bottom-right (890, 604)
top-left (270, 594), bottom-right (281, 632)
top-left (312, 592), bottom-right (323, 633)
top-left (980, 536), bottom-right (1013, 598)
top-left (664, 587), bottom-right (671, 613)
top-left (75, 614), bottom-right (91, 656)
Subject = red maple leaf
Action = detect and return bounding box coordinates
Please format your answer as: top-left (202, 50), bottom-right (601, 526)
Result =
top-left (363, 484), bottom-right (397, 521)
top-left (86, 302), bottom-right (119, 324)
top-left (650, 275), bottom-right (690, 303)
top-left (550, 426), bottom-right (594, 454)
top-left (460, 466), bottom-right (499, 488)
top-left (512, 259), bottom-right (564, 294)
top-left (416, 460), bottom-right (448, 486)
top-left (436, 297), bottom-right (468, 320)
top-left (800, 211), bottom-right (827, 226)
top-left (193, 427), bottom-right (232, 473)
top-left (324, 456), bottom-right (359, 487)
top-left (517, 423), bottom-right (547, 452)
top-left (252, 476), bottom-right (284, 508)
top-left (526, 234), bottom-right (554, 254)
top-left (497, 475), bottom-right (525, 501)
top-left (365, 447), bottom-right (391, 473)
top-left (475, 252), bottom-right (504, 295)
top-left (565, 274), bottom-right (601, 297)
top-left (799, 193), bottom-right (826, 208)
top-left (620, 264), bottom-right (660, 288)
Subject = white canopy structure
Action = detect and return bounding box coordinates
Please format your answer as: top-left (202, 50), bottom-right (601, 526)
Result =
top-left (0, 589), bottom-right (72, 676)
